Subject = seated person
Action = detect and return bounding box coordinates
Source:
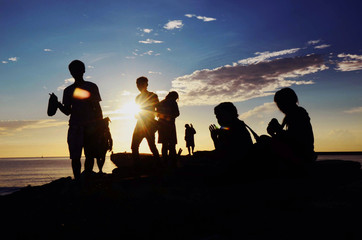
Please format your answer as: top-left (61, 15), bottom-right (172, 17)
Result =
top-left (208, 102), bottom-right (253, 173)
top-left (267, 88), bottom-right (316, 173)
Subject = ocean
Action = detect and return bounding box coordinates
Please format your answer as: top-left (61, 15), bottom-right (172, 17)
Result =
top-left (0, 156), bottom-right (116, 196)
top-left (1, 154), bottom-right (362, 196)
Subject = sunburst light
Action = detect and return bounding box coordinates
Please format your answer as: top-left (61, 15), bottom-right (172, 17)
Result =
top-left (119, 101), bottom-right (141, 118)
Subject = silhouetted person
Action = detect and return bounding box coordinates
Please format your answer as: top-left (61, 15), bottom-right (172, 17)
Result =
top-left (96, 117), bottom-right (113, 174)
top-left (194, 102), bottom-right (253, 178)
top-left (208, 102), bottom-right (253, 173)
top-left (131, 76), bottom-right (160, 168)
top-left (267, 87), bottom-right (316, 173)
top-left (185, 124), bottom-right (196, 155)
top-left (157, 91), bottom-right (180, 167)
top-left (56, 60), bottom-right (103, 180)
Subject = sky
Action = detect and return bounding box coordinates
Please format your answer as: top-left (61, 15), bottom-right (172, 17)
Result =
top-left (0, 0), bottom-right (362, 157)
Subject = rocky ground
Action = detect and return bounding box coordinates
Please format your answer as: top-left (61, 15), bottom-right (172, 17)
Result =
top-left (2, 156), bottom-right (362, 240)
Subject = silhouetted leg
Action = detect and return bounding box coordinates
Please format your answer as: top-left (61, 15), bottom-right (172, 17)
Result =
top-left (131, 130), bottom-right (143, 170)
top-left (71, 158), bottom-right (81, 180)
top-left (169, 144), bottom-right (177, 168)
top-left (84, 156), bottom-right (94, 174)
top-left (187, 146), bottom-right (191, 155)
top-left (162, 144), bottom-right (168, 165)
top-left (146, 134), bottom-right (160, 158)
top-left (97, 156), bottom-right (105, 173)
top-left (67, 126), bottom-right (83, 180)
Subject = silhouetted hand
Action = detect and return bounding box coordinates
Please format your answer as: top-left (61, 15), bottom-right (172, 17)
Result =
top-left (49, 92), bottom-right (58, 101)
top-left (209, 124), bottom-right (219, 141)
top-left (267, 118), bottom-right (281, 136)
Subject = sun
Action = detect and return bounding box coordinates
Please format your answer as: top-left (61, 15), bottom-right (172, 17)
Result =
top-left (119, 101), bottom-right (141, 118)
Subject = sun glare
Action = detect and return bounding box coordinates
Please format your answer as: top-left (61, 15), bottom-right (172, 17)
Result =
top-left (119, 101), bottom-right (141, 118)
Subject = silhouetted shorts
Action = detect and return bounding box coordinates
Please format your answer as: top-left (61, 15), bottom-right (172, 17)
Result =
top-left (67, 125), bottom-right (97, 159)
top-left (131, 122), bottom-right (157, 150)
top-left (186, 139), bottom-right (195, 148)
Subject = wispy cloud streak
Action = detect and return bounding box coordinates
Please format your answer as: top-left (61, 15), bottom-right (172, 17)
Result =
top-left (139, 39), bottom-right (164, 44)
top-left (345, 106), bottom-right (362, 114)
top-left (0, 119), bottom-right (67, 135)
top-left (185, 14), bottom-right (216, 22)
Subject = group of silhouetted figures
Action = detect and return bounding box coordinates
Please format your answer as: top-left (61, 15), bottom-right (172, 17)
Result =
top-left (48, 60), bottom-right (316, 180)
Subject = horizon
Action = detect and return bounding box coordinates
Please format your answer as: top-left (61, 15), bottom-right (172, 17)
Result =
top-left (1, 0), bottom-right (362, 157)
top-left (1, 151), bottom-right (362, 160)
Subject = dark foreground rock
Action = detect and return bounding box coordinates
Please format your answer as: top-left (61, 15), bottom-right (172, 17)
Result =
top-left (1, 158), bottom-right (362, 240)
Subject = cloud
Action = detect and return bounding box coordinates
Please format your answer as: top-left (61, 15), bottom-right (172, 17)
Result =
top-left (129, 50), bottom-right (160, 57)
top-left (335, 53), bottom-right (362, 72)
top-left (0, 119), bottom-right (66, 135)
top-left (139, 38), bottom-right (164, 44)
top-left (344, 106), bottom-right (362, 114)
top-left (307, 40), bottom-right (321, 45)
top-left (144, 50), bottom-right (154, 55)
top-left (142, 28), bottom-right (153, 33)
top-left (238, 48), bottom-right (300, 65)
top-left (196, 16), bottom-right (216, 22)
top-left (171, 49), bottom-right (328, 106)
top-left (314, 44), bottom-right (331, 49)
top-left (44, 49), bottom-right (53, 52)
top-left (148, 71), bottom-right (162, 75)
top-left (156, 90), bottom-right (168, 99)
top-left (8, 57), bottom-right (18, 62)
top-left (2, 61), bottom-right (8, 64)
top-left (164, 20), bottom-right (184, 30)
top-left (57, 78), bottom-right (75, 91)
top-left (185, 14), bottom-right (216, 22)
top-left (239, 102), bottom-right (278, 119)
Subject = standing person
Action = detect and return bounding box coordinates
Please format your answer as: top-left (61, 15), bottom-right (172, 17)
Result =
top-left (131, 76), bottom-right (160, 169)
top-left (157, 91), bottom-right (180, 167)
top-left (266, 87), bottom-right (316, 172)
top-left (184, 124), bottom-right (196, 155)
top-left (56, 60), bottom-right (103, 180)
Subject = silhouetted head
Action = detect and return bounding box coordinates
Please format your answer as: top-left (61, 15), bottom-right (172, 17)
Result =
top-left (68, 60), bottom-right (85, 79)
top-left (214, 102), bottom-right (238, 126)
top-left (185, 124), bottom-right (190, 128)
top-left (166, 91), bottom-right (179, 101)
top-left (136, 76), bottom-right (148, 92)
top-left (274, 88), bottom-right (299, 114)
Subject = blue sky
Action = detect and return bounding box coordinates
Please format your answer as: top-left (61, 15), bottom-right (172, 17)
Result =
top-left (1, 0), bottom-right (362, 157)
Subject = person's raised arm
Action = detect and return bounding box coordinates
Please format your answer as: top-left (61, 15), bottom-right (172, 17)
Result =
top-left (57, 91), bottom-right (71, 116)
top-left (209, 124), bottom-right (220, 149)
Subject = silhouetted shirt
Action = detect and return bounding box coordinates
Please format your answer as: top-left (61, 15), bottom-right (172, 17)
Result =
top-left (135, 91), bottom-right (159, 124)
top-left (157, 98), bottom-right (179, 144)
top-left (157, 98), bottom-right (179, 123)
top-left (281, 106), bottom-right (315, 162)
top-left (216, 119), bottom-right (253, 157)
top-left (62, 81), bottom-right (102, 126)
